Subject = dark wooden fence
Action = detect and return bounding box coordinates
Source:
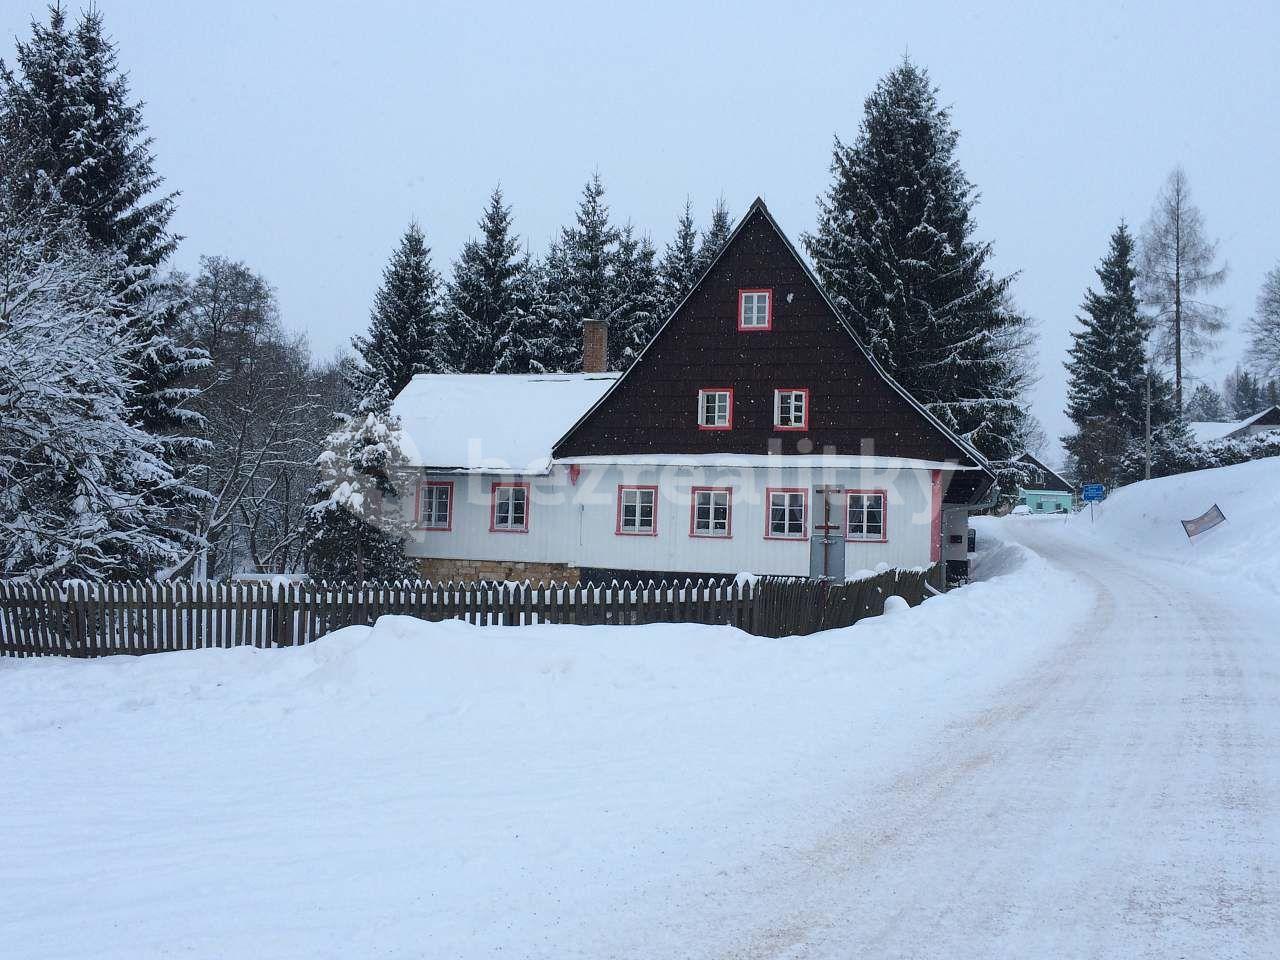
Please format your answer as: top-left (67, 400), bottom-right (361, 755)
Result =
top-left (0, 565), bottom-right (943, 658)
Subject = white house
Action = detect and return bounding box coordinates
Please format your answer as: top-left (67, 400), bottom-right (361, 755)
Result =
top-left (390, 199), bottom-right (996, 584)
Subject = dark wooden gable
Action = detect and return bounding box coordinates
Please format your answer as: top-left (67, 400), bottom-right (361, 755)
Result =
top-left (1018, 453), bottom-right (1073, 493)
top-left (553, 199), bottom-right (986, 471)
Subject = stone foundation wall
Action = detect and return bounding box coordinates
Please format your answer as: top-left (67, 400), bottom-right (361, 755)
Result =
top-left (414, 557), bottom-right (581, 585)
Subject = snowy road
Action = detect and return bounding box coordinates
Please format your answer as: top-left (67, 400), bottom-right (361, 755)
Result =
top-left (3, 513), bottom-right (1278, 959)
top-left (697, 520), bottom-right (1280, 959)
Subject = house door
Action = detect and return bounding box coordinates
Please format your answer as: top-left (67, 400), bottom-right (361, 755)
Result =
top-left (809, 486), bottom-right (845, 580)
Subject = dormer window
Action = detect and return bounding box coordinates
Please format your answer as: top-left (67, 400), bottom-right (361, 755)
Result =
top-left (774, 388), bottom-right (809, 430)
top-left (697, 388), bottom-right (733, 430)
top-left (738, 289), bottom-right (772, 331)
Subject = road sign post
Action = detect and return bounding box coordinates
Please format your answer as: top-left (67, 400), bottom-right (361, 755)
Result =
top-left (1081, 483), bottom-right (1105, 523)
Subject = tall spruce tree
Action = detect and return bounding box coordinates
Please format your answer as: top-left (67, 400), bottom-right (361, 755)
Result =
top-left (804, 58), bottom-right (1029, 462)
top-left (1183, 383), bottom-right (1227, 422)
top-left (495, 250), bottom-right (552, 374)
top-left (658, 198), bottom-right (699, 317)
top-left (445, 186), bottom-right (534, 373)
top-left (350, 221), bottom-right (447, 411)
top-left (1062, 223), bottom-right (1153, 484)
top-left (0, 5), bottom-right (205, 433)
top-left (537, 173), bottom-right (620, 370)
top-left (695, 195), bottom-right (732, 272)
top-left (613, 223), bottom-right (661, 366)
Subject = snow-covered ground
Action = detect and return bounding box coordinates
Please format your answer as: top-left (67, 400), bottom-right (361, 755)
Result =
top-left (1063, 455), bottom-right (1280, 596)
top-left (3, 461), bottom-right (1278, 958)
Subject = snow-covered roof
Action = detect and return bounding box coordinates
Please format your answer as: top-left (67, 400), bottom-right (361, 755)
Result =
top-left (1190, 420), bottom-right (1241, 444)
top-left (391, 373), bottom-right (620, 474)
top-left (1191, 405), bottom-right (1280, 444)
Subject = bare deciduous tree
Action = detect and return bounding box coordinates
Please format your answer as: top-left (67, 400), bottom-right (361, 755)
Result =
top-left (1138, 167), bottom-right (1228, 410)
top-left (1246, 264), bottom-right (1280, 380)
top-left (172, 256), bottom-right (340, 578)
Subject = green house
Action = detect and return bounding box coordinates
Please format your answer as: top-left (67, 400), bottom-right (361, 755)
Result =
top-left (1016, 452), bottom-right (1074, 514)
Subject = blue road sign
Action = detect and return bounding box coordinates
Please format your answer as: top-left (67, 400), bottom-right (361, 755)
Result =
top-left (1081, 483), bottom-right (1106, 502)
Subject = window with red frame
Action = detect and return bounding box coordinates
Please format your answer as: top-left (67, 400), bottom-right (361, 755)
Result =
top-left (417, 481), bottom-right (452, 530)
top-left (691, 488), bottom-right (731, 538)
top-left (697, 388), bottom-right (733, 429)
top-left (774, 389), bottom-right (808, 429)
top-left (490, 483), bottom-right (529, 532)
top-left (846, 491), bottom-right (886, 541)
top-left (738, 289), bottom-right (772, 330)
top-left (766, 489), bottom-right (807, 539)
top-left (617, 486), bottom-right (657, 535)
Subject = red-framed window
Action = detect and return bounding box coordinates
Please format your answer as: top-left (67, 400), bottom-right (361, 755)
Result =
top-left (697, 387), bottom-right (734, 430)
top-left (773, 388), bottom-right (809, 431)
top-left (489, 481), bottom-right (530, 533)
top-left (616, 485), bottom-right (658, 536)
top-left (415, 480), bottom-right (453, 531)
top-left (738, 288), bottom-right (773, 331)
top-left (765, 487), bottom-right (808, 540)
top-left (689, 487), bottom-right (732, 538)
top-left (846, 489), bottom-right (888, 543)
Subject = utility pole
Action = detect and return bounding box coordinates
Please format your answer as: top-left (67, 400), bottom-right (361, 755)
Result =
top-left (1144, 367), bottom-right (1153, 482)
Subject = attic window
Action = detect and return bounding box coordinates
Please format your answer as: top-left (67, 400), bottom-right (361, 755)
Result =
top-left (774, 389), bottom-right (809, 430)
top-left (697, 388), bottom-right (733, 430)
top-left (738, 289), bottom-right (772, 331)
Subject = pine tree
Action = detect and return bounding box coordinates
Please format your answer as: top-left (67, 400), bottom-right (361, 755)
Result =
top-left (658, 198), bottom-right (699, 317)
top-left (695, 195), bottom-right (732, 272)
top-left (303, 410), bottom-right (416, 581)
top-left (1, 5), bottom-right (205, 433)
top-left (445, 186), bottom-right (534, 373)
top-left (1223, 365), bottom-right (1264, 420)
top-left (0, 167), bottom-right (186, 579)
top-left (804, 58), bottom-right (1030, 462)
top-left (537, 173), bottom-right (621, 371)
top-left (1183, 383), bottom-right (1227, 422)
top-left (350, 222), bottom-right (447, 410)
top-left (613, 224), bottom-right (662, 366)
top-left (1062, 224), bottom-right (1154, 484)
top-left (494, 251), bottom-right (552, 374)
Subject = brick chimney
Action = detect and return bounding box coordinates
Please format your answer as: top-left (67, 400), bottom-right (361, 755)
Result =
top-left (582, 318), bottom-right (608, 373)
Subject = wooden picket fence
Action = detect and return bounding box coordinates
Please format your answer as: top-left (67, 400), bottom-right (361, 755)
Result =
top-left (0, 565), bottom-right (943, 658)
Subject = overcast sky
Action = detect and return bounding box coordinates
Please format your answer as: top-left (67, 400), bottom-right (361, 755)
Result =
top-left (4, 0), bottom-right (1277, 462)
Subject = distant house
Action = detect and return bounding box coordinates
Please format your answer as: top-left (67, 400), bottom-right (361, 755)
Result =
top-left (1189, 405), bottom-right (1280, 445)
top-left (1015, 452), bottom-right (1074, 514)
top-left (390, 198), bottom-right (996, 584)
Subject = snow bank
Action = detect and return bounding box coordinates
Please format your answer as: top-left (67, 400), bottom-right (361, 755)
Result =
top-left (0, 522), bottom-right (1089, 959)
top-left (1064, 456), bottom-right (1280, 596)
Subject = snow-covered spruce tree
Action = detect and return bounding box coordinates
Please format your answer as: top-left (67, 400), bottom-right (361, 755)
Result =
top-left (1223, 365), bottom-right (1265, 420)
top-left (303, 410), bottom-right (416, 582)
top-left (0, 5), bottom-right (205, 434)
top-left (1246, 264), bottom-right (1280, 380)
top-left (1138, 167), bottom-right (1227, 411)
top-left (1062, 223), bottom-right (1154, 485)
top-left (658, 198), bottom-right (699, 317)
top-left (1183, 383), bottom-right (1227, 422)
top-left (803, 58), bottom-right (1029, 464)
top-left (613, 224), bottom-right (661, 366)
top-left (537, 173), bottom-right (621, 371)
top-left (0, 176), bottom-right (185, 579)
top-left (349, 221), bottom-right (448, 411)
top-left (494, 251), bottom-right (552, 374)
top-left (445, 186), bottom-right (535, 373)
top-left (694, 195), bottom-right (732, 273)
